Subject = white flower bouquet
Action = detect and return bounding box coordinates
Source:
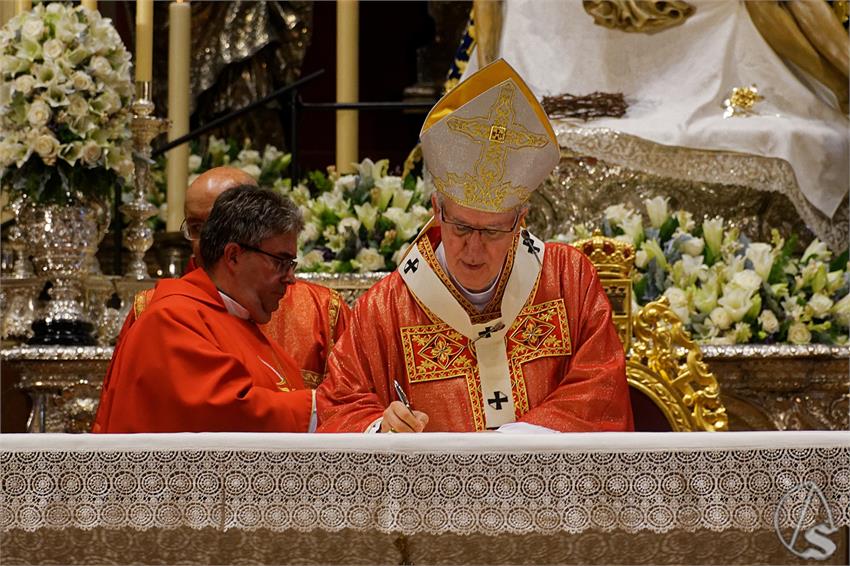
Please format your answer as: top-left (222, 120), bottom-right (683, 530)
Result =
top-left (149, 136), bottom-right (292, 227)
top-left (287, 158), bottom-right (431, 273)
top-left (555, 197), bottom-right (850, 345)
top-left (154, 138), bottom-right (431, 272)
top-left (0, 3), bottom-right (133, 204)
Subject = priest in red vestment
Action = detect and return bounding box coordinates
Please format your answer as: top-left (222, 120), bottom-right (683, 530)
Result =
top-left (93, 187), bottom-right (314, 432)
top-left (105, 166), bottom-right (350, 391)
top-left (317, 60), bottom-right (633, 433)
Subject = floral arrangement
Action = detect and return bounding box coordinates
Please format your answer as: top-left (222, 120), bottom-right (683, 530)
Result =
top-left (0, 3), bottom-right (134, 204)
top-left (148, 136), bottom-right (292, 228)
top-left (555, 197), bottom-right (850, 346)
top-left (154, 137), bottom-right (432, 272)
top-left (288, 158), bottom-right (431, 273)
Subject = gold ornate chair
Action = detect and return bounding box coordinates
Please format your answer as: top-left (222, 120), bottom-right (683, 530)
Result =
top-left (571, 232), bottom-right (728, 432)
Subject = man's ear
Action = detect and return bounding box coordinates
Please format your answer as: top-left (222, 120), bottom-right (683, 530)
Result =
top-left (222, 242), bottom-right (241, 270)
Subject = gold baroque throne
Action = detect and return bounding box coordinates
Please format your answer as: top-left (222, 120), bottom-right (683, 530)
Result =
top-left (571, 232), bottom-right (728, 432)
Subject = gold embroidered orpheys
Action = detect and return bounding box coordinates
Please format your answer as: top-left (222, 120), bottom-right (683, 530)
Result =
top-left (507, 299), bottom-right (571, 416)
top-left (433, 82), bottom-right (550, 212)
top-left (400, 298), bottom-right (571, 428)
top-left (325, 288), bottom-right (344, 361)
top-left (415, 231), bottom-right (519, 324)
top-left (133, 288), bottom-right (155, 319)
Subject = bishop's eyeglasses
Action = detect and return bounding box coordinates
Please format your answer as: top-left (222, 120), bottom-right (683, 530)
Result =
top-left (439, 209), bottom-right (520, 242)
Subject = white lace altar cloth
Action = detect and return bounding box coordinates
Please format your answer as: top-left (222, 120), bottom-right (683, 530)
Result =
top-left (1, 432), bottom-right (848, 535)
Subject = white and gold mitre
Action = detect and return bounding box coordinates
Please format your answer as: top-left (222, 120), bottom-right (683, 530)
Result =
top-left (420, 59), bottom-right (560, 213)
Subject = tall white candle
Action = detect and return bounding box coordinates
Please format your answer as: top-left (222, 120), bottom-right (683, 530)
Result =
top-left (166, 0), bottom-right (191, 232)
top-left (336, 0), bottom-right (359, 173)
top-left (135, 0), bottom-right (153, 83)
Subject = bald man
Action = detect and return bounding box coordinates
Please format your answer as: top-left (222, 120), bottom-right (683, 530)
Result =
top-left (94, 167), bottom-right (350, 431)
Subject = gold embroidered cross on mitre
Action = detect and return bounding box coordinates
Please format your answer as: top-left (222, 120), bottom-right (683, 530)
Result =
top-left (420, 59), bottom-right (561, 213)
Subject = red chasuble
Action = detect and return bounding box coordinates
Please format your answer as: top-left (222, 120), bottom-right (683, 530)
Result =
top-left (261, 281), bottom-right (351, 388)
top-left (317, 227), bottom-right (633, 432)
top-left (92, 268), bottom-right (312, 433)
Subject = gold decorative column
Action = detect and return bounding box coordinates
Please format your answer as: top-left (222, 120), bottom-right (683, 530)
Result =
top-left (336, 0), bottom-right (359, 173)
top-left (166, 0), bottom-right (191, 232)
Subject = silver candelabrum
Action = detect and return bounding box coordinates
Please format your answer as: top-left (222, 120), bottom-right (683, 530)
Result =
top-left (122, 81), bottom-right (168, 279)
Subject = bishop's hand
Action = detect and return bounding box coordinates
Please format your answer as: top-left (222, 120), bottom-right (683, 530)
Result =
top-left (381, 401), bottom-right (428, 433)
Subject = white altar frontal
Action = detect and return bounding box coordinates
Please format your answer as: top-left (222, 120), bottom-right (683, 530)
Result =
top-left (2, 431), bottom-right (848, 565)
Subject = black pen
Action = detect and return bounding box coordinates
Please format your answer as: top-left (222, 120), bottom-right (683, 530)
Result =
top-left (393, 379), bottom-right (412, 410)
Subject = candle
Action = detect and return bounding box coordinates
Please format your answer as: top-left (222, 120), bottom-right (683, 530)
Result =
top-left (336, 0), bottom-right (359, 173)
top-left (166, 0), bottom-right (191, 232)
top-left (81, 0), bottom-right (97, 12)
top-left (15, 0), bottom-right (31, 15)
top-left (135, 0), bottom-right (153, 83)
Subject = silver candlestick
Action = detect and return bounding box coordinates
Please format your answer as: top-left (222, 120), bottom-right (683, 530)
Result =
top-left (122, 81), bottom-right (168, 279)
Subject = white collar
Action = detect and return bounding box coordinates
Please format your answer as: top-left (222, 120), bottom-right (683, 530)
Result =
top-left (218, 290), bottom-right (251, 320)
top-left (434, 243), bottom-right (500, 312)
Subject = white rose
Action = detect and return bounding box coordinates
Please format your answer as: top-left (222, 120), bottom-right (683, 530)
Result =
top-left (702, 217), bottom-right (724, 256)
top-left (27, 100), bottom-right (51, 127)
top-left (188, 154), bottom-right (202, 172)
top-left (89, 55), bottom-right (112, 76)
top-left (730, 270), bottom-right (763, 295)
top-left (758, 310), bottom-right (779, 334)
top-left (21, 18), bottom-right (45, 42)
top-left (80, 142), bottom-right (102, 165)
top-left (299, 222), bottom-right (320, 244)
top-left (338, 216), bottom-right (362, 236)
top-left (237, 149), bottom-right (261, 165)
top-left (67, 95), bottom-right (89, 118)
top-left (13, 75), bottom-right (35, 95)
top-left (299, 249), bottom-right (326, 271)
top-left (808, 293), bottom-right (834, 319)
top-left (709, 307), bottom-right (732, 330)
top-left (644, 196), bottom-right (670, 229)
top-left (239, 164), bottom-right (261, 180)
top-left (787, 321), bottom-right (812, 345)
top-left (70, 71), bottom-right (94, 92)
top-left (832, 294), bottom-right (850, 327)
top-left (33, 133), bottom-right (60, 164)
top-left (679, 237), bottom-right (705, 257)
top-left (42, 39), bottom-right (65, 60)
top-left (336, 174), bottom-right (357, 192)
top-left (745, 242), bottom-right (774, 282)
top-left (718, 286), bottom-right (753, 323)
top-left (353, 247), bottom-right (386, 273)
top-left (663, 287), bottom-right (690, 323)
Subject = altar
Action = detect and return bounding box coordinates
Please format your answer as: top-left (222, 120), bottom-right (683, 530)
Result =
top-left (2, 432), bottom-right (848, 564)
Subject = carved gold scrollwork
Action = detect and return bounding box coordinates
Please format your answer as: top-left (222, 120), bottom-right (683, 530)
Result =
top-left (583, 0), bottom-right (695, 34)
top-left (629, 297), bottom-right (729, 431)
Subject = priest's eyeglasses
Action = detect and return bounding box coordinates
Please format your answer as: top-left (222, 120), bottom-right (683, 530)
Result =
top-left (238, 243), bottom-right (298, 275)
top-left (439, 209), bottom-right (519, 242)
top-left (181, 219), bottom-right (204, 241)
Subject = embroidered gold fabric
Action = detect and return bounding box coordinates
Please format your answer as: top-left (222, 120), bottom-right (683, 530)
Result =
top-left (583, 0), bottom-right (695, 34)
top-left (399, 299), bottom-right (571, 430)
